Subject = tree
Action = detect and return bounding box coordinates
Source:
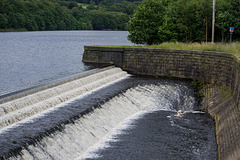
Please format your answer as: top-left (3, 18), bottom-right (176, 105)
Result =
top-left (215, 0), bottom-right (240, 42)
top-left (0, 14), bottom-right (8, 29)
top-left (230, 0), bottom-right (240, 41)
top-left (25, 16), bottom-right (38, 31)
top-left (0, 0), bottom-right (13, 14)
top-left (89, 10), bottom-right (128, 30)
top-left (127, 0), bottom-right (165, 44)
top-left (0, 0), bottom-right (142, 31)
top-left (35, 14), bottom-right (45, 30)
top-left (157, 1), bottom-right (178, 42)
top-left (173, 0), bottom-right (208, 42)
top-left (127, 0), bottom-right (214, 44)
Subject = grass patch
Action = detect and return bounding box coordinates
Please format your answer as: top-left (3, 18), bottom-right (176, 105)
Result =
top-left (148, 42), bottom-right (240, 57)
top-left (95, 42), bottom-right (240, 57)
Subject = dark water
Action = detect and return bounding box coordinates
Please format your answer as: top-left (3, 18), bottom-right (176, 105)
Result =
top-left (0, 31), bottom-right (132, 96)
top-left (87, 111), bottom-right (216, 160)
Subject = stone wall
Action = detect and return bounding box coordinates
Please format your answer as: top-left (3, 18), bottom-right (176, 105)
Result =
top-left (201, 57), bottom-right (240, 160)
top-left (83, 46), bottom-right (240, 160)
top-left (83, 46), bottom-right (234, 84)
top-left (122, 48), bottom-right (233, 84)
top-left (202, 86), bottom-right (240, 160)
top-left (83, 46), bottom-right (124, 67)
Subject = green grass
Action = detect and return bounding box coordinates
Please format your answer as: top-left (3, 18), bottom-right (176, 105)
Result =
top-left (95, 42), bottom-right (240, 57)
top-left (148, 42), bottom-right (240, 57)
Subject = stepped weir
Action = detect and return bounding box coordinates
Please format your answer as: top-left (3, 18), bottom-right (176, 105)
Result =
top-left (0, 66), bottom-right (127, 130)
top-left (0, 65), bottom-right (217, 159)
top-left (0, 66), bottom-right (129, 158)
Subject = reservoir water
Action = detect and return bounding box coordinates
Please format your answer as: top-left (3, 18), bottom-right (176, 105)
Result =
top-left (0, 31), bottom-right (133, 96)
top-left (0, 31), bottom-right (217, 159)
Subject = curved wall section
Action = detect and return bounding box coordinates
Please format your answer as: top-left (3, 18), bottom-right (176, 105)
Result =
top-left (83, 46), bottom-right (235, 84)
top-left (83, 46), bottom-right (240, 160)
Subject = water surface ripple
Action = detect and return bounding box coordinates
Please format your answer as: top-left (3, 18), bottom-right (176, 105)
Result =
top-left (0, 31), bottom-right (132, 96)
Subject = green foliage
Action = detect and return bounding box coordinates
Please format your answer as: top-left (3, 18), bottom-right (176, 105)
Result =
top-left (0, 0), bottom-right (141, 31)
top-left (220, 85), bottom-right (233, 99)
top-left (2, 0), bottom-right (239, 40)
top-left (127, 0), bottom-right (240, 44)
top-left (0, 14), bottom-right (8, 29)
top-left (89, 10), bottom-right (128, 30)
top-left (215, 0), bottom-right (235, 42)
top-left (127, 0), bottom-right (166, 45)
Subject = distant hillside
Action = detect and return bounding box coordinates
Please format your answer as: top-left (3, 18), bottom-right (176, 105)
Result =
top-left (0, 0), bottom-right (142, 31)
top-left (71, 0), bottom-right (142, 5)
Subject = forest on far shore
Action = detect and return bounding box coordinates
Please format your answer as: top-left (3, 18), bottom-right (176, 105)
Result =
top-left (0, 0), bottom-right (239, 43)
top-left (0, 0), bottom-right (142, 31)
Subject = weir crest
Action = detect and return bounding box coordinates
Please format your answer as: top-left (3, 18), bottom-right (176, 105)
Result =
top-left (0, 66), bottom-right (127, 131)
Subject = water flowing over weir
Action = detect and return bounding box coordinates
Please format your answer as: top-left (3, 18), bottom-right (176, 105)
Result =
top-left (0, 67), bottom-right (217, 159)
top-left (0, 66), bottom-right (126, 130)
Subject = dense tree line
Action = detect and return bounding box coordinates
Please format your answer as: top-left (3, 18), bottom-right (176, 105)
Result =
top-left (127, 0), bottom-right (240, 44)
top-left (70, 0), bottom-right (142, 5)
top-left (1, 0), bottom-right (239, 44)
top-left (0, 0), bottom-right (141, 31)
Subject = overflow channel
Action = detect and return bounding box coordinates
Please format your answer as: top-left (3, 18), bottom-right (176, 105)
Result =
top-left (0, 66), bottom-right (217, 159)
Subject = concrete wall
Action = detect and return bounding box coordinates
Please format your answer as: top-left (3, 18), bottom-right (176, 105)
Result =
top-left (83, 46), bottom-right (240, 160)
top-left (83, 46), bottom-right (234, 83)
top-left (83, 46), bottom-right (124, 67)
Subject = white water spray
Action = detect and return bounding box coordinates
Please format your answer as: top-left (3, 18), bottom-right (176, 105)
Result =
top-left (5, 77), bottom-right (196, 160)
top-left (0, 67), bottom-right (128, 130)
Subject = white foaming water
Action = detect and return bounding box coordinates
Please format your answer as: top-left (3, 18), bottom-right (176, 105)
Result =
top-left (0, 67), bottom-right (128, 130)
top-left (7, 79), bottom-right (196, 160)
top-left (78, 111), bottom-right (148, 160)
top-left (0, 74), bottom-right (130, 134)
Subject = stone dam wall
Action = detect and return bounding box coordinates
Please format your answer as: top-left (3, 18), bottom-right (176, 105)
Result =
top-left (83, 46), bottom-right (240, 160)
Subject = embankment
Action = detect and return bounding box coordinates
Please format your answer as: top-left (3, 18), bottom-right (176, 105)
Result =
top-left (83, 46), bottom-right (240, 160)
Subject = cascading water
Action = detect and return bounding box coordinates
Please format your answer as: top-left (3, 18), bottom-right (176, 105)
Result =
top-left (0, 67), bottom-right (217, 160)
top-left (0, 66), bottom-right (127, 130)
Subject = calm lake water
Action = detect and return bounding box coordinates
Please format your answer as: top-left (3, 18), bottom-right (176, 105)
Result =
top-left (0, 31), bottom-right (133, 96)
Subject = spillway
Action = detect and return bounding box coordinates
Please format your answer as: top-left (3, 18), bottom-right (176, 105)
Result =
top-left (0, 66), bottom-right (127, 130)
top-left (0, 66), bottom-right (217, 159)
